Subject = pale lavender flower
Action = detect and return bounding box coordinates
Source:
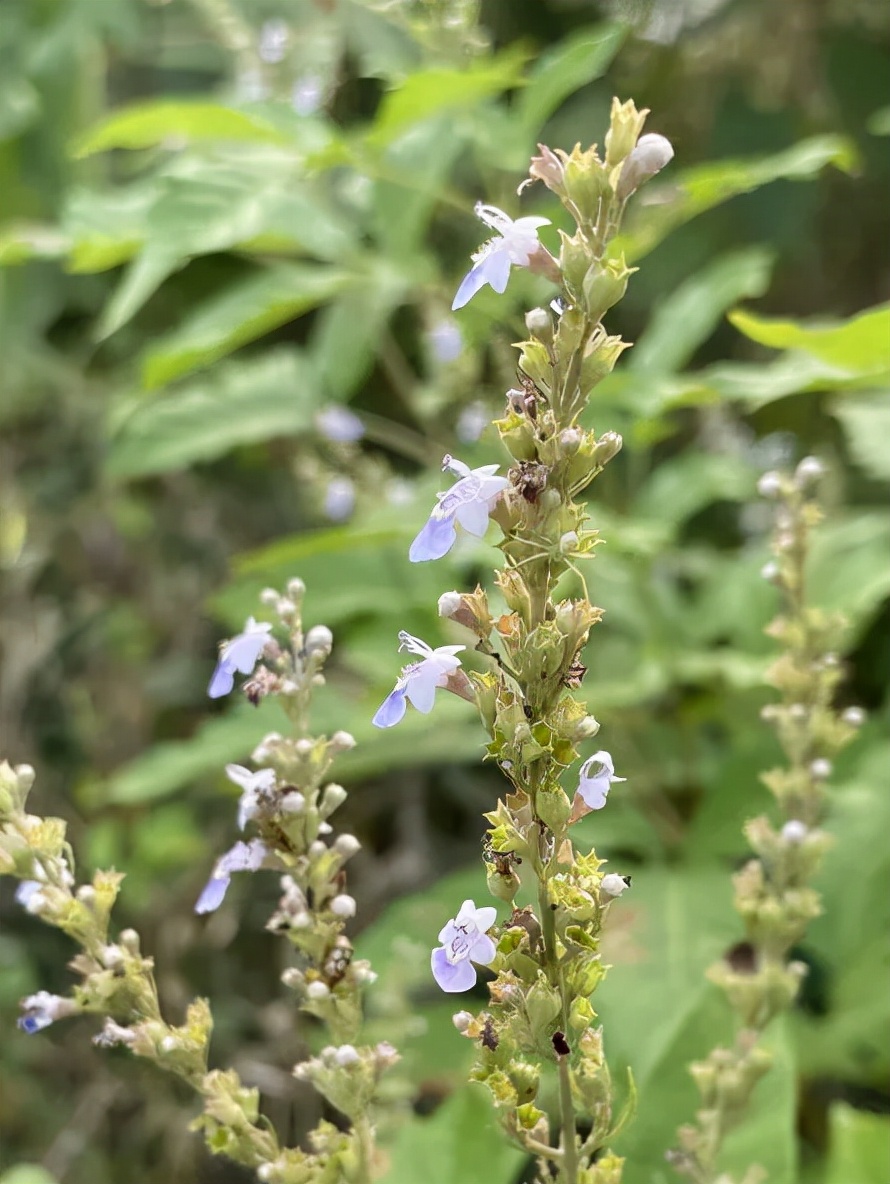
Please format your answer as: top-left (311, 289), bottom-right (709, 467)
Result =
top-left (324, 476), bottom-right (356, 522)
top-left (208, 617), bottom-right (273, 699)
top-left (456, 401), bottom-right (489, 444)
top-left (409, 455), bottom-right (509, 563)
top-left (18, 991), bottom-right (78, 1034)
top-left (576, 750), bottom-right (625, 810)
top-left (372, 631), bottom-right (464, 728)
top-left (452, 203), bottom-right (550, 310)
top-left (259, 19), bottom-right (288, 64)
top-left (427, 319), bottom-right (463, 364)
top-left (316, 406), bottom-right (364, 443)
top-left (195, 839), bottom-right (269, 914)
top-left (431, 899), bottom-right (497, 993)
top-left (225, 764), bottom-right (276, 830)
top-left (292, 74), bottom-right (324, 116)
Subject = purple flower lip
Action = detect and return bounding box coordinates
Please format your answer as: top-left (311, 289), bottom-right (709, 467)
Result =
top-left (430, 899), bottom-right (498, 993)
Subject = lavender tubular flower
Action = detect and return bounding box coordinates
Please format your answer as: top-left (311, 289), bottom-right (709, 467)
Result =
top-left (372, 631), bottom-right (465, 728)
top-left (208, 617), bottom-right (273, 699)
top-left (452, 203), bottom-right (551, 310)
top-left (409, 455), bottom-right (509, 562)
top-left (431, 900), bottom-right (498, 992)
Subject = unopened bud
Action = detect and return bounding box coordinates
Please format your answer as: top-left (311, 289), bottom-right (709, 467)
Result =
top-left (334, 1043), bottom-right (360, 1066)
top-left (559, 428), bottom-right (582, 456)
top-left (334, 833), bottom-right (361, 858)
top-left (320, 783), bottom-right (347, 815)
top-left (330, 730), bottom-right (356, 753)
top-left (559, 531), bottom-right (579, 554)
top-left (616, 133), bottom-right (674, 200)
top-left (761, 561), bottom-right (780, 582)
top-left (306, 980), bottom-right (330, 1000)
top-left (757, 471), bottom-right (783, 498)
top-left (524, 306), bottom-right (553, 344)
top-left (600, 872), bottom-right (630, 898)
top-left (810, 758), bottom-right (832, 780)
top-left (305, 625), bottom-right (333, 655)
top-left (592, 430), bottom-right (623, 467)
top-left (453, 1010), bottom-right (474, 1033)
top-left (280, 790), bottom-right (306, 814)
top-left (842, 706), bottom-right (865, 727)
top-left (574, 715), bottom-right (600, 740)
top-left (287, 578), bottom-right (306, 602)
top-left (781, 820), bottom-right (808, 844)
top-left (438, 591), bottom-right (463, 618)
top-left (260, 588), bottom-right (280, 606)
top-left (330, 894), bottom-right (356, 919)
top-left (795, 456), bottom-right (825, 487)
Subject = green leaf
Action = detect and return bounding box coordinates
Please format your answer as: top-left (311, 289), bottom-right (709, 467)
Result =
top-left (517, 23), bottom-right (626, 135)
top-left (631, 247), bottom-right (775, 374)
top-left (728, 302), bottom-right (890, 376)
top-left (807, 512), bottom-right (890, 635)
top-left (0, 1166), bottom-right (59, 1184)
top-left (310, 269), bottom-right (408, 399)
top-left (621, 135), bottom-right (858, 259)
top-left (141, 263), bottom-right (348, 388)
top-left (367, 46), bottom-right (529, 146)
top-left (382, 1085), bottom-right (524, 1184)
top-left (72, 101), bottom-right (290, 157)
top-left (64, 183), bottom-right (156, 272)
top-left (833, 392), bottom-right (890, 480)
top-left (866, 105), bottom-right (890, 136)
top-left (824, 1104), bottom-right (890, 1184)
top-left (106, 350), bottom-right (317, 478)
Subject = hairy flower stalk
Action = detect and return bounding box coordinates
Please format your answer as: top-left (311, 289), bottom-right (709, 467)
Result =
top-left (668, 460), bottom-right (863, 1183)
top-left (2, 583), bottom-right (396, 1184)
top-left (386, 99), bottom-right (672, 1183)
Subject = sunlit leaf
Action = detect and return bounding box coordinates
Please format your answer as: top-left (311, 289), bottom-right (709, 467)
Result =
top-left (729, 302), bottom-right (890, 376)
top-left (141, 263), bottom-right (349, 388)
top-left (72, 101), bottom-right (291, 157)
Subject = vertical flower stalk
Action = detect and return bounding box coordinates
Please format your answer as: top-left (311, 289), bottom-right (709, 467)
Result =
top-left (2, 583), bottom-right (396, 1184)
top-left (668, 460), bottom-right (864, 1183)
top-left (376, 99), bottom-right (674, 1182)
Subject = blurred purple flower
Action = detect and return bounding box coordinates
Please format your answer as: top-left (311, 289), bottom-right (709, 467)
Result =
top-left (195, 839), bottom-right (270, 914)
top-left (208, 617), bottom-right (273, 699)
top-left (316, 406), bottom-right (364, 444)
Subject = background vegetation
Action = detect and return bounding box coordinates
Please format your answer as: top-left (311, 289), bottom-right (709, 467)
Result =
top-left (0, 1), bottom-right (888, 1182)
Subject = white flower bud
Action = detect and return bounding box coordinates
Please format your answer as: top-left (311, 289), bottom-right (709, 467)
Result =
top-left (559, 428), bottom-right (582, 455)
top-left (795, 456), bottom-right (825, 487)
top-left (275, 597), bottom-right (297, 620)
top-left (281, 968), bottom-right (304, 989)
top-left (279, 791), bottom-right (306, 814)
top-left (295, 738), bottom-right (314, 757)
top-left (120, 929), bottom-right (141, 953)
top-left (320, 783), bottom-right (347, 814)
top-left (160, 1035), bottom-right (179, 1053)
top-left (334, 833), bottom-right (361, 858)
top-left (287, 578), bottom-right (306, 601)
top-left (452, 1010), bottom-right (474, 1033)
top-left (308, 840), bottom-right (327, 859)
top-left (306, 980), bottom-right (330, 1000)
top-left (305, 625), bottom-right (333, 654)
top-left (789, 703), bottom-right (807, 720)
top-left (438, 591), bottom-right (463, 618)
top-left (330, 730), bottom-right (356, 753)
top-left (258, 1165), bottom-right (275, 1182)
top-left (781, 820), bottom-right (808, 844)
top-left (616, 133), bottom-right (674, 200)
top-left (574, 715), bottom-right (600, 740)
top-left (600, 873), bottom-right (630, 898)
top-left (810, 758), bottom-right (832, 780)
top-left (842, 706), bottom-right (865, 727)
top-left (757, 471), bottom-right (783, 498)
top-left (101, 944), bottom-right (125, 972)
top-left (77, 885), bottom-right (96, 906)
top-left (333, 1044), bottom-right (360, 1067)
top-left (559, 531), bottom-right (579, 554)
top-left (330, 894), bottom-right (356, 918)
top-left (260, 588), bottom-right (280, 606)
top-left (761, 561), bottom-right (780, 582)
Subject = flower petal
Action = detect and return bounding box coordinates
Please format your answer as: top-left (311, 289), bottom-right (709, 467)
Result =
top-left (474, 905), bottom-right (498, 932)
top-left (409, 513), bottom-right (458, 563)
top-left (404, 670), bottom-right (439, 714)
top-left (469, 933), bottom-right (496, 965)
top-left (483, 248), bottom-right (512, 295)
top-left (431, 947), bottom-right (478, 993)
top-left (452, 262), bottom-right (490, 311)
top-left (195, 875), bottom-right (231, 915)
top-left (372, 686), bottom-right (408, 729)
top-left (454, 496), bottom-right (491, 538)
top-left (208, 659), bottom-right (236, 699)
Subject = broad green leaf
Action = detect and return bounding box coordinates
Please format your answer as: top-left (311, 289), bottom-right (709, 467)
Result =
top-left (693, 350), bottom-right (877, 409)
top-left (0, 1169), bottom-right (59, 1184)
top-left (63, 183), bottom-right (156, 272)
top-left (0, 223), bottom-right (66, 265)
top-left (517, 23), bottom-right (626, 134)
top-left (832, 393), bottom-right (890, 480)
top-left (621, 135), bottom-right (858, 260)
top-left (382, 1085), bottom-right (524, 1184)
top-left (72, 100), bottom-right (290, 157)
top-left (729, 302), bottom-right (890, 375)
top-left (141, 263), bottom-right (349, 388)
top-left (367, 46), bottom-right (529, 146)
top-left (866, 105), bottom-right (890, 136)
top-left (106, 350), bottom-right (318, 478)
top-left (633, 451), bottom-right (757, 530)
top-left (97, 165), bottom-right (353, 338)
top-left (824, 1104), bottom-right (890, 1184)
top-left (807, 512), bottom-right (890, 635)
top-left (632, 247), bottom-right (774, 374)
top-left (310, 268), bottom-right (408, 399)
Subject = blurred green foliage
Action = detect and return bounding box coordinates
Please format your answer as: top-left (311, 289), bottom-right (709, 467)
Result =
top-left (0, 1), bottom-right (888, 1182)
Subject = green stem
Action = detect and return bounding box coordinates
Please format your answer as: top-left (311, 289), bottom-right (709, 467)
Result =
top-left (557, 1052), bottom-right (579, 1184)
